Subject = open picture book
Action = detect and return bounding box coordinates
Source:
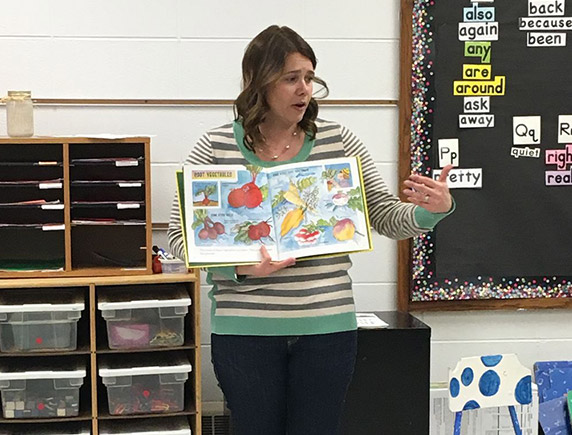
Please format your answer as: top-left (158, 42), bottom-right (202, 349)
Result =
top-left (177, 156), bottom-right (372, 267)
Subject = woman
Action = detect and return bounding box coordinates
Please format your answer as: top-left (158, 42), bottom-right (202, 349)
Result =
top-left (168, 25), bottom-right (453, 435)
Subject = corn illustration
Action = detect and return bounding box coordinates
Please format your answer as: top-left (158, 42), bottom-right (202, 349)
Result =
top-left (280, 207), bottom-right (305, 237)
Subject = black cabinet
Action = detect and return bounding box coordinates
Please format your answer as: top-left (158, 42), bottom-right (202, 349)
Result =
top-left (341, 311), bottom-right (431, 435)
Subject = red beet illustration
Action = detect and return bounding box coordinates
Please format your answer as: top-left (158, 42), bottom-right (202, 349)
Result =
top-left (247, 225), bottom-right (261, 241)
top-left (242, 182), bottom-right (262, 208)
top-left (193, 210), bottom-right (225, 242)
top-left (227, 166), bottom-right (263, 209)
top-left (233, 219), bottom-right (273, 244)
top-left (195, 184), bottom-right (217, 207)
top-left (256, 221), bottom-right (271, 238)
top-left (228, 188), bottom-right (245, 208)
top-left (246, 220), bottom-right (272, 241)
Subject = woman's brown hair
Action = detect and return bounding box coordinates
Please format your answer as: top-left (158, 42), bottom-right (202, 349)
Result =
top-left (234, 25), bottom-right (329, 152)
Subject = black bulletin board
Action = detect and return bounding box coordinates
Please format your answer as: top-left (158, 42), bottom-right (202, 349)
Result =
top-left (397, 0), bottom-right (572, 310)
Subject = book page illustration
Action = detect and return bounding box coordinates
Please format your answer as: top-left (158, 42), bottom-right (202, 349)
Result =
top-left (184, 165), bottom-right (277, 264)
top-left (267, 158), bottom-right (370, 259)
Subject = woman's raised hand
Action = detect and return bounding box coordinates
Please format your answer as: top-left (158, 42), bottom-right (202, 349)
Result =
top-left (403, 164), bottom-right (453, 213)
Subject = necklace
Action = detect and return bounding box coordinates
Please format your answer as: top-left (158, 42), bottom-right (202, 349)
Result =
top-left (257, 129), bottom-right (299, 160)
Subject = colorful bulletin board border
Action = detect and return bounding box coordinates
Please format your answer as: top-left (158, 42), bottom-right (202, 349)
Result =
top-left (406, 0), bottom-right (572, 304)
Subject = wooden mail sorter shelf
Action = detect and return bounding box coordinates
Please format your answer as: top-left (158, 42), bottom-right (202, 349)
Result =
top-left (0, 273), bottom-right (201, 435)
top-left (0, 137), bottom-right (152, 278)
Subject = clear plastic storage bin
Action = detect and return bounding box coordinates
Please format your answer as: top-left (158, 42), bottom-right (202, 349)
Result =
top-left (99, 354), bottom-right (192, 416)
top-left (99, 416), bottom-right (191, 434)
top-left (98, 286), bottom-right (191, 349)
top-left (0, 362), bottom-right (86, 419)
top-left (159, 258), bottom-right (188, 274)
top-left (0, 290), bottom-right (84, 353)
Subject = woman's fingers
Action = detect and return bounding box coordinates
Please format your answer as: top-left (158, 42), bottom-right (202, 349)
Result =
top-left (438, 164), bottom-right (454, 182)
top-left (272, 257), bottom-right (296, 271)
top-left (259, 245), bottom-right (272, 264)
top-left (260, 246), bottom-right (295, 273)
top-left (236, 246), bottom-right (295, 277)
top-left (406, 165), bottom-right (452, 187)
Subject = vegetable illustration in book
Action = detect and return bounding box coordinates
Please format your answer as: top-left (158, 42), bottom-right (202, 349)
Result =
top-left (182, 157), bottom-right (372, 266)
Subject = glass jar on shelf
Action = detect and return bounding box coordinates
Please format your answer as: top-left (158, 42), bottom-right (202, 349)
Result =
top-left (5, 90), bottom-right (34, 137)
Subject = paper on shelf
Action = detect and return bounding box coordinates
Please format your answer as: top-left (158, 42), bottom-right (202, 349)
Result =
top-left (356, 312), bottom-right (389, 329)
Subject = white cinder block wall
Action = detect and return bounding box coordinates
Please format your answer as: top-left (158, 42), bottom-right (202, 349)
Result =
top-left (2, 0), bottom-right (571, 411)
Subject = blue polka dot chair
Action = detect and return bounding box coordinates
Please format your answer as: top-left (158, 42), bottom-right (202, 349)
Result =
top-left (448, 354), bottom-right (532, 435)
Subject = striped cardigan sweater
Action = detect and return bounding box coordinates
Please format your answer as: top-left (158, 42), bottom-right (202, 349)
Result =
top-left (168, 119), bottom-right (444, 336)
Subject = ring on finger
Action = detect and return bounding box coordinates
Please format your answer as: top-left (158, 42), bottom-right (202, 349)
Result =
top-left (424, 194), bottom-right (430, 203)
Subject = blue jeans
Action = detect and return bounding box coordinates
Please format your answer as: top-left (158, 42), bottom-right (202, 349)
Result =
top-left (211, 330), bottom-right (358, 435)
